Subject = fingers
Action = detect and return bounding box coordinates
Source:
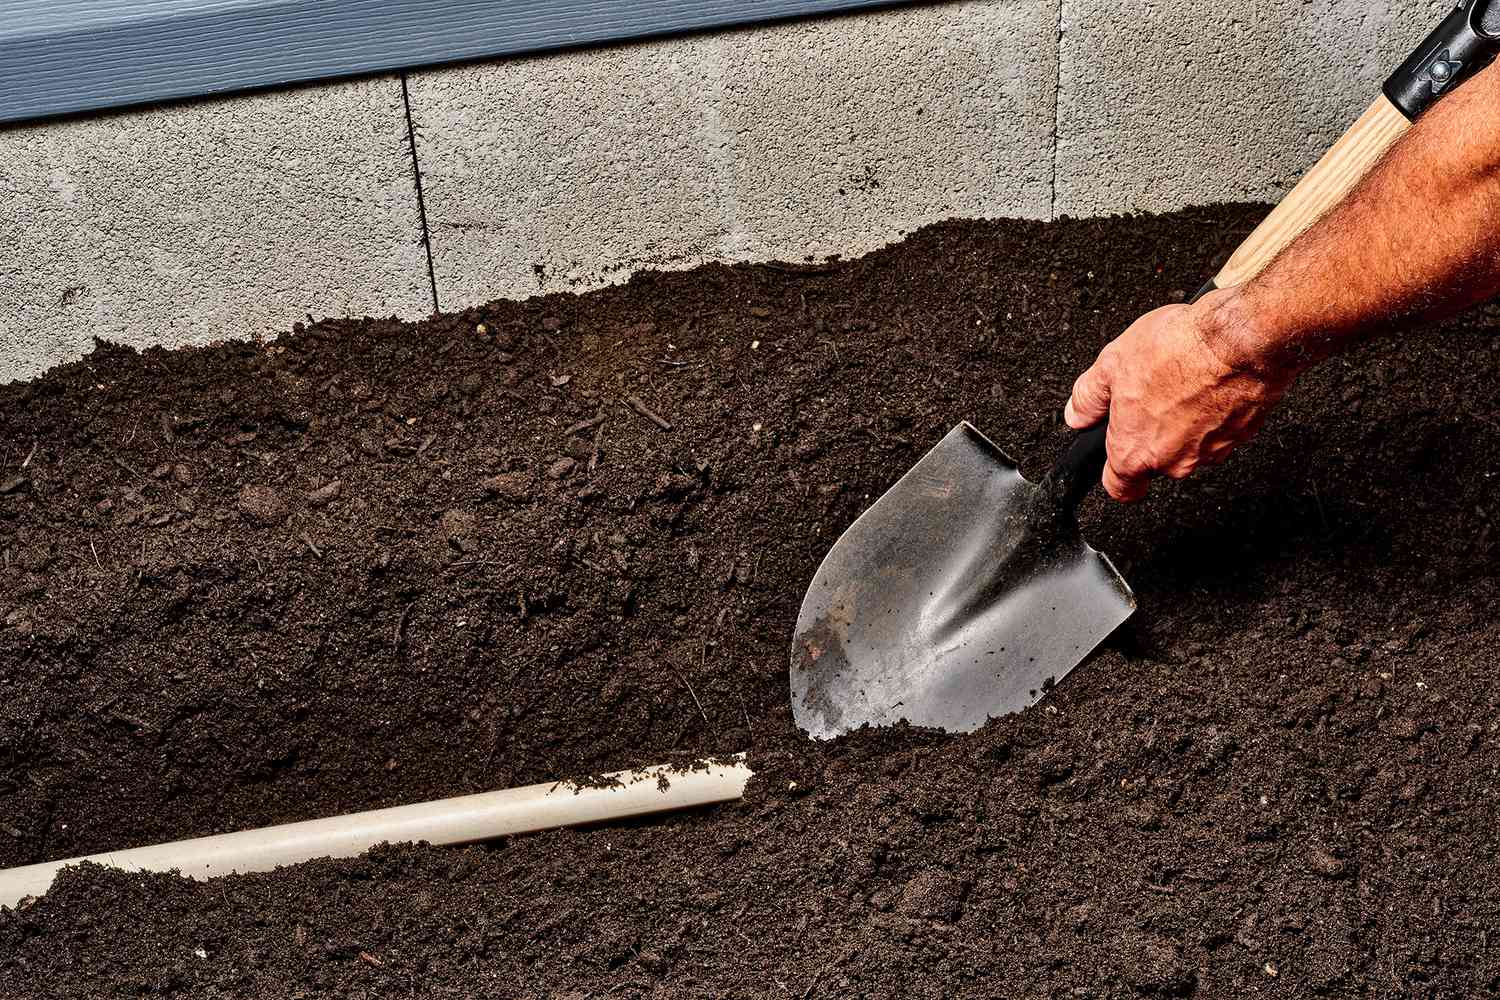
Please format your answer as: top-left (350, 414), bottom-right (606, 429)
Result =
top-left (1162, 457), bottom-right (1198, 480)
top-left (1064, 359), bottom-right (1111, 430)
top-left (1068, 356), bottom-right (1137, 498)
top-left (1066, 300), bottom-right (1270, 502)
top-left (1105, 438), bottom-right (1215, 499)
top-left (1101, 422), bottom-right (1149, 502)
top-left (1102, 460), bottom-right (1149, 503)
top-left (1201, 440), bottom-right (1235, 466)
top-left (1105, 435), bottom-right (1238, 500)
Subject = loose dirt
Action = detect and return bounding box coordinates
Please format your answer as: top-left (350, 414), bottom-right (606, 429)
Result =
top-left (2, 205), bottom-right (1498, 997)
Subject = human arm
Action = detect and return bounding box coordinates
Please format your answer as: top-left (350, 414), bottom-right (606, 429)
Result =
top-left (1065, 60), bottom-right (1500, 501)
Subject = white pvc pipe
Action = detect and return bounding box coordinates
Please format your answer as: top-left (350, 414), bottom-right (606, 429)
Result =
top-left (0, 755), bottom-right (752, 909)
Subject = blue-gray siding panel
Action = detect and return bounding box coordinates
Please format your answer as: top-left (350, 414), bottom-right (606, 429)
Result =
top-left (0, 0), bottom-right (913, 124)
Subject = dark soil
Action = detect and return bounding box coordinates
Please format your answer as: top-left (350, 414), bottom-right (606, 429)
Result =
top-left (3, 204), bottom-right (1499, 998)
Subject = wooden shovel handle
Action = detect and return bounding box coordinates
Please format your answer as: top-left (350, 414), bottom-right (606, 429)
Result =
top-left (1211, 94), bottom-right (1411, 289)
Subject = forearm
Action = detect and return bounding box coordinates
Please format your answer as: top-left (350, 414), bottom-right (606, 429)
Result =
top-left (1066, 59), bottom-right (1500, 501)
top-left (1202, 62), bottom-right (1500, 376)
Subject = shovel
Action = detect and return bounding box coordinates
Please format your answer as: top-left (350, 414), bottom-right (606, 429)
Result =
top-left (790, 1), bottom-right (1500, 740)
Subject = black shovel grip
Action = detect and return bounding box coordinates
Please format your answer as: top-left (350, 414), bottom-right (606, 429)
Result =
top-left (1048, 422), bottom-right (1109, 512)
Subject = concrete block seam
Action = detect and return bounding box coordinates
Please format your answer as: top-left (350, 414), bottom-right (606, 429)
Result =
top-left (401, 72), bottom-right (441, 315)
top-left (1048, 0), bottom-right (1064, 221)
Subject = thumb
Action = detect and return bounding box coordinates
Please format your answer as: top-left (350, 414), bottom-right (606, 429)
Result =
top-left (1064, 358), bottom-right (1111, 429)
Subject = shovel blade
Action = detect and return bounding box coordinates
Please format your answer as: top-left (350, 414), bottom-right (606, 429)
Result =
top-left (791, 422), bottom-right (1134, 740)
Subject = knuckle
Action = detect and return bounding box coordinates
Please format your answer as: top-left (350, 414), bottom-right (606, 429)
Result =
top-left (1074, 370), bottom-right (1103, 401)
top-left (1138, 451), bottom-right (1171, 476)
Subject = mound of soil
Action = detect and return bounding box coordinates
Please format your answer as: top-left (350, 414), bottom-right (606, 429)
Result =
top-left (2, 205), bottom-right (1499, 998)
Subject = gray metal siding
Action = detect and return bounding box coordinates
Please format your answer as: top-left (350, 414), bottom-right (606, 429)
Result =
top-left (0, 0), bottom-right (912, 124)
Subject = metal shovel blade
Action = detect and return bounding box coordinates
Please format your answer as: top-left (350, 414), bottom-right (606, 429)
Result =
top-left (791, 422), bottom-right (1135, 740)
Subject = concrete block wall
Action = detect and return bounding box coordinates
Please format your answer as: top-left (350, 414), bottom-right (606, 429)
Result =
top-left (1, 0), bottom-right (1441, 383)
top-left (410, 1), bottom-right (1056, 308)
top-left (0, 77), bottom-right (430, 384)
top-left (1056, 0), bottom-right (1435, 216)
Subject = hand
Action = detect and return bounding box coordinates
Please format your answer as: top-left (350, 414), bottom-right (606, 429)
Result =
top-left (1064, 289), bottom-right (1294, 502)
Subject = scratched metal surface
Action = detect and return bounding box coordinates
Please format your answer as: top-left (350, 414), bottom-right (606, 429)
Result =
top-left (0, 0), bottom-right (913, 124)
top-left (791, 422), bottom-right (1135, 740)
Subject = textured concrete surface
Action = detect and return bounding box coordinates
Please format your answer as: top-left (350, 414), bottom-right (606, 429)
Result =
top-left (0, 76), bottom-right (430, 384)
top-left (1, 0), bottom-right (1456, 382)
top-left (1054, 0), bottom-right (1437, 216)
top-left (408, 0), bottom-right (1057, 309)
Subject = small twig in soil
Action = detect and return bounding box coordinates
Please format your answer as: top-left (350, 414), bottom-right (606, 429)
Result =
top-left (1310, 479), bottom-right (1330, 533)
top-left (300, 532), bottom-right (324, 559)
top-left (680, 657), bottom-right (713, 736)
top-left (109, 455), bottom-right (145, 480)
top-left (89, 541), bottom-right (102, 570)
top-left (109, 711), bottom-right (149, 731)
top-left (624, 394), bottom-right (672, 431)
top-left (21, 440), bottom-right (38, 469)
top-left (562, 414), bottom-right (605, 437)
top-left (589, 421), bottom-right (605, 472)
top-left (395, 602), bottom-right (414, 659)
